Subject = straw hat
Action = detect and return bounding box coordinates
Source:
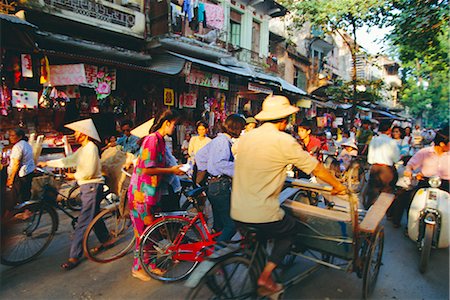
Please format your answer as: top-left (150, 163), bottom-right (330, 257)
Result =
top-left (131, 118), bottom-right (154, 138)
top-left (341, 139), bottom-right (358, 151)
top-left (245, 117), bottom-right (257, 124)
top-left (255, 95), bottom-right (299, 121)
top-left (65, 118), bottom-right (101, 142)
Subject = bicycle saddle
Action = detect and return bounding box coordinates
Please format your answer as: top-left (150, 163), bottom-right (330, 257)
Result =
top-left (237, 224), bottom-right (266, 241)
top-left (185, 186), bottom-right (206, 198)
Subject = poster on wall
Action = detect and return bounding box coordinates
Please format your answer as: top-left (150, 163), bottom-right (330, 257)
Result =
top-left (11, 90), bottom-right (38, 109)
top-left (316, 116), bottom-right (327, 128)
top-left (182, 92), bottom-right (197, 108)
top-left (164, 88), bottom-right (175, 106)
top-left (48, 64), bottom-right (87, 86)
top-left (21, 54), bottom-right (33, 78)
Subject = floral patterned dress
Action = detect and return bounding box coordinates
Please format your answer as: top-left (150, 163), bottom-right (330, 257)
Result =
top-left (127, 132), bottom-right (166, 271)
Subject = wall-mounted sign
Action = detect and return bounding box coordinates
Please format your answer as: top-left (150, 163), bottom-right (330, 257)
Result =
top-left (248, 82), bottom-right (272, 94)
top-left (42, 0), bottom-right (145, 38)
top-left (21, 54), bottom-right (33, 78)
top-left (164, 88), bottom-right (175, 106)
top-left (12, 90), bottom-right (38, 109)
top-left (180, 92), bottom-right (197, 108)
top-left (296, 99), bottom-right (311, 108)
top-left (48, 64), bottom-right (87, 86)
top-left (186, 69), bottom-right (229, 90)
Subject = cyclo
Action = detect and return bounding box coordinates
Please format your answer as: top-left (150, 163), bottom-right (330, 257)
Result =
top-left (185, 178), bottom-right (394, 299)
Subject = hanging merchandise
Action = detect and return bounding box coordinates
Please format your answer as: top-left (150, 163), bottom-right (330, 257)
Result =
top-left (203, 3), bottom-right (224, 30)
top-left (21, 54), bottom-right (33, 78)
top-left (95, 71), bottom-right (112, 100)
top-left (90, 97), bottom-right (100, 114)
top-left (110, 96), bottom-right (126, 115)
top-left (11, 56), bottom-right (21, 86)
top-left (11, 90), bottom-right (38, 109)
top-left (0, 83), bottom-right (11, 116)
top-left (38, 86), bottom-right (52, 108)
top-left (40, 56), bottom-right (50, 84)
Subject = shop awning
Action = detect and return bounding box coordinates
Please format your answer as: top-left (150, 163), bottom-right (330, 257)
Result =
top-left (169, 51), bottom-right (308, 97)
top-left (0, 13), bottom-right (38, 51)
top-left (169, 52), bottom-right (252, 77)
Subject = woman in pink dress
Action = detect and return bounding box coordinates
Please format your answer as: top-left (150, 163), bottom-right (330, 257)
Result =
top-left (127, 110), bottom-right (184, 281)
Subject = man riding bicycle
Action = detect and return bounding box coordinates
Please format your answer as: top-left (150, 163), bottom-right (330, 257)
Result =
top-left (230, 95), bottom-right (346, 296)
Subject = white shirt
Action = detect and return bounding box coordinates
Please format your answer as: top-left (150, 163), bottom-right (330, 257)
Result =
top-left (368, 133), bottom-right (400, 166)
top-left (46, 141), bottom-right (104, 185)
top-left (8, 140), bottom-right (35, 177)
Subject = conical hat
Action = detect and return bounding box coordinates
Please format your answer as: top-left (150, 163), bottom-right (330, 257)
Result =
top-left (341, 139), bottom-right (358, 150)
top-left (131, 118), bottom-right (154, 138)
top-left (65, 118), bottom-right (101, 142)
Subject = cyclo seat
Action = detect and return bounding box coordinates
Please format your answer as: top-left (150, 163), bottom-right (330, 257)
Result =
top-left (236, 223), bottom-right (267, 242)
top-left (185, 186), bottom-right (207, 198)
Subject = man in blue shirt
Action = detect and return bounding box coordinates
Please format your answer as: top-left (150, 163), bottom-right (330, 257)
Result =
top-left (117, 120), bottom-right (140, 154)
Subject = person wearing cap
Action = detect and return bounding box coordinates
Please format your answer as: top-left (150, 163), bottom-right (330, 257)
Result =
top-left (244, 116), bottom-right (257, 133)
top-left (231, 95), bottom-right (346, 296)
top-left (337, 139), bottom-right (358, 170)
top-left (366, 119), bottom-right (400, 209)
top-left (38, 118), bottom-right (111, 270)
top-left (117, 120), bottom-right (140, 154)
top-left (390, 126), bottom-right (450, 228)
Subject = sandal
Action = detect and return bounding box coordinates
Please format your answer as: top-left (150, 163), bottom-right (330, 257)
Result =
top-left (257, 282), bottom-right (283, 297)
top-left (61, 259), bottom-right (80, 271)
top-left (90, 240), bottom-right (116, 255)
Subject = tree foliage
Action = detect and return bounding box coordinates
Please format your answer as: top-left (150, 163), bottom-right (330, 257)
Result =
top-left (386, 0), bottom-right (449, 127)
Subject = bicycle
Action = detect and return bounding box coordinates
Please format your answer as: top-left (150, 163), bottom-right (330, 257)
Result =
top-left (82, 167), bottom-right (135, 263)
top-left (138, 183), bottom-right (220, 282)
top-left (1, 167), bottom-right (115, 266)
top-left (186, 179), bottom-right (393, 299)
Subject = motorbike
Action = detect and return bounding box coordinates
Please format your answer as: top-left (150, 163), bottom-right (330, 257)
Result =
top-left (406, 176), bottom-right (449, 273)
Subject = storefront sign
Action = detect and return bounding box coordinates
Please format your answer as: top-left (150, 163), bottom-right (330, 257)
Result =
top-left (180, 92), bottom-right (197, 108)
top-left (42, 0), bottom-right (145, 38)
top-left (186, 69), bottom-right (229, 90)
top-left (21, 54), bottom-right (33, 78)
top-left (48, 64), bottom-right (87, 86)
top-left (164, 88), bottom-right (175, 106)
top-left (296, 99), bottom-right (311, 108)
top-left (85, 65), bottom-right (98, 86)
top-left (12, 90), bottom-right (38, 109)
top-left (248, 82), bottom-right (272, 94)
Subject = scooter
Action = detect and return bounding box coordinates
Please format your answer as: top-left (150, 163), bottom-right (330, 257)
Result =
top-left (406, 176), bottom-right (449, 273)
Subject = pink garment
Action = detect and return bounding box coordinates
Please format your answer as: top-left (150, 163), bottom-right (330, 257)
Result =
top-left (407, 146), bottom-right (450, 180)
top-left (203, 3), bottom-right (224, 30)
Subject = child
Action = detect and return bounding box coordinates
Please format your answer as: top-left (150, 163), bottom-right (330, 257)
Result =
top-left (338, 140), bottom-right (358, 170)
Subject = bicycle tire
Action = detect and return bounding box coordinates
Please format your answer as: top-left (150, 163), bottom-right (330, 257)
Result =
top-left (186, 256), bottom-right (258, 300)
top-left (1, 203), bottom-right (58, 266)
top-left (139, 217), bottom-right (205, 282)
top-left (67, 184), bottom-right (82, 211)
top-left (83, 205), bottom-right (135, 263)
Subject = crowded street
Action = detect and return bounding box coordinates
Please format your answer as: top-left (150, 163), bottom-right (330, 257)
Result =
top-left (1, 0), bottom-right (449, 299)
top-left (0, 203), bottom-right (448, 299)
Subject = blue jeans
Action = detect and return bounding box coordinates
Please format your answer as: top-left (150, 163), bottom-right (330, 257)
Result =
top-left (207, 178), bottom-right (235, 242)
top-left (70, 183), bottom-right (109, 259)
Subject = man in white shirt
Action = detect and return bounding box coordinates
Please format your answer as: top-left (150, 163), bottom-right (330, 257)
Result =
top-left (366, 119), bottom-right (400, 208)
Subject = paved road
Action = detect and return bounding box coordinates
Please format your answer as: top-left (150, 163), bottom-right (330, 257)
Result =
top-left (1, 206), bottom-right (448, 300)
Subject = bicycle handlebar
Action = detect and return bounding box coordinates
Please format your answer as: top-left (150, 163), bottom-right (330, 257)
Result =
top-left (35, 167), bottom-right (64, 179)
top-left (120, 167), bottom-right (132, 178)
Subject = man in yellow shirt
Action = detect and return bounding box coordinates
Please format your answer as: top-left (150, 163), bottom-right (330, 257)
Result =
top-left (231, 95), bottom-right (346, 295)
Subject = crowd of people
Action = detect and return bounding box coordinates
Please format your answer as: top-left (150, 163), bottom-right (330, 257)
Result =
top-left (1, 94), bottom-right (448, 294)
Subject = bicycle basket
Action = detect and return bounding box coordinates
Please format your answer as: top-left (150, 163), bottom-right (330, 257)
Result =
top-left (31, 174), bottom-right (62, 201)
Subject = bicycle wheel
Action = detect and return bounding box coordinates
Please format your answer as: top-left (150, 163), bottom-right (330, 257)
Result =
top-left (1, 204), bottom-right (57, 266)
top-left (186, 256), bottom-right (258, 300)
top-left (83, 205), bottom-right (135, 263)
top-left (67, 184), bottom-right (82, 211)
top-left (139, 217), bottom-right (204, 282)
top-left (362, 227), bottom-right (384, 299)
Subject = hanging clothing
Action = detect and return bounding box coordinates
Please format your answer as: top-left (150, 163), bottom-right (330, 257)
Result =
top-left (198, 2), bottom-right (205, 23)
top-left (182, 0), bottom-right (193, 22)
top-left (203, 3), bottom-right (224, 30)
